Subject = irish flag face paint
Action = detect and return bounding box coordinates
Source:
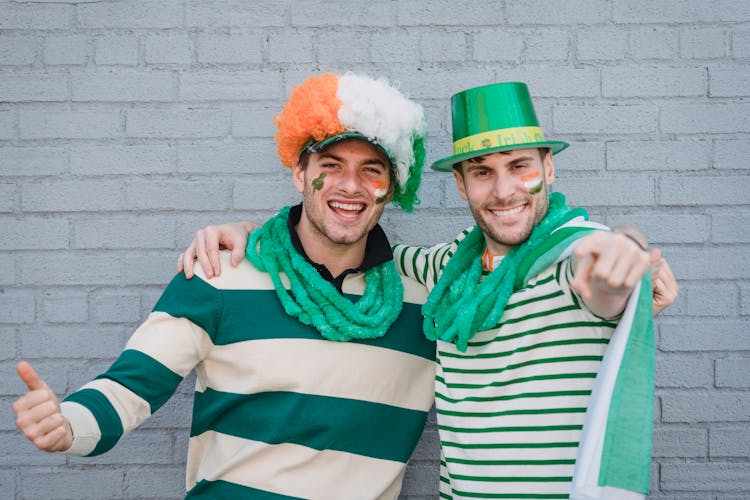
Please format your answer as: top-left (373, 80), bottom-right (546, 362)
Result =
top-left (371, 181), bottom-right (389, 204)
top-left (521, 171), bottom-right (543, 195)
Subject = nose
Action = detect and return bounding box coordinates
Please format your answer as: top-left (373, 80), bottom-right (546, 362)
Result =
top-left (491, 170), bottom-right (516, 200)
top-left (338, 167), bottom-right (363, 194)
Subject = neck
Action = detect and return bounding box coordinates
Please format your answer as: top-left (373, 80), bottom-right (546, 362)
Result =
top-left (295, 216), bottom-right (367, 278)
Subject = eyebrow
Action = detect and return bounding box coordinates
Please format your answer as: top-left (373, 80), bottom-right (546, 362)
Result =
top-left (317, 152), bottom-right (388, 168)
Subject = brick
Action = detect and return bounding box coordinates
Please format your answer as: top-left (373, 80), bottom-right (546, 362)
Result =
top-left (178, 140), bottom-right (277, 174)
top-left (0, 146), bottom-right (69, 176)
top-left (126, 109), bottom-right (227, 139)
top-left (70, 144), bottom-right (176, 175)
top-left (716, 356), bottom-right (750, 388)
top-left (0, 183), bottom-right (17, 212)
top-left (472, 29), bottom-right (523, 62)
top-left (78, 0), bottom-right (182, 29)
top-left (294, 0), bottom-right (395, 26)
top-left (714, 139), bottom-right (750, 169)
top-left (615, 0), bottom-right (750, 23)
top-left (656, 353), bottom-right (713, 388)
top-left (43, 34), bottom-right (88, 65)
top-left (652, 426), bottom-right (707, 457)
top-left (0, 328), bottom-right (17, 360)
top-left (0, 217), bottom-right (68, 250)
top-left (0, 468), bottom-right (13, 491)
top-left (123, 251), bottom-right (179, 286)
top-left (40, 290), bottom-right (88, 323)
top-left (0, 289), bottom-right (34, 324)
top-left (667, 247), bottom-right (750, 280)
top-left (17, 253), bottom-right (123, 286)
top-left (144, 33), bottom-right (192, 65)
top-left (90, 290), bottom-right (142, 324)
top-left (418, 30), bottom-right (467, 62)
top-left (552, 176), bottom-right (655, 206)
top-left (67, 430), bottom-right (174, 466)
top-left (408, 173), bottom-right (443, 210)
top-left (0, 110), bottom-right (13, 139)
top-left (318, 31), bottom-right (370, 64)
top-left (0, 433), bottom-right (67, 465)
top-left (94, 34), bottom-right (139, 66)
top-left (684, 282), bottom-right (739, 316)
top-left (124, 465), bottom-right (184, 497)
top-left (268, 32), bottom-right (314, 63)
top-left (712, 209), bottom-right (750, 243)
top-left (602, 66), bottom-right (706, 98)
top-left (659, 175), bottom-right (750, 206)
top-left (382, 213), bottom-right (473, 247)
top-left (522, 28), bottom-right (569, 61)
top-left (504, 68), bottom-right (599, 98)
top-left (0, 2), bottom-right (72, 29)
top-left (73, 215), bottom-right (175, 249)
top-left (71, 70), bottom-right (175, 102)
top-left (371, 30), bottom-right (421, 63)
top-left (186, 0), bottom-right (288, 28)
top-left (21, 325), bottom-right (126, 359)
top-left (233, 179), bottom-right (301, 210)
top-left (0, 254), bottom-right (15, 285)
top-left (681, 27), bottom-right (728, 58)
top-left (507, 0), bottom-right (610, 24)
top-left (1, 359), bottom-right (71, 396)
top-left (19, 111), bottom-right (121, 139)
top-left (577, 28), bottom-right (628, 60)
top-left (230, 106), bottom-right (278, 137)
top-left (554, 104), bottom-right (658, 134)
top-left (19, 469), bottom-right (125, 498)
top-left (126, 179), bottom-right (231, 210)
top-left (180, 72), bottom-right (282, 101)
top-left (21, 180), bottom-right (127, 212)
top-left (388, 67), bottom-right (495, 100)
top-left (662, 392), bottom-right (750, 423)
top-left (661, 462), bottom-right (750, 491)
top-left (552, 141), bottom-right (605, 171)
top-left (628, 27), bottom-right (679, 59)
top-left (661, 320), bottom-right (750, 351)
top-left (0, 72), bottom-right (68, 102)
top-left (661, 103), bottom-right (750, 134)
top-left (607, 140), bottom-right (711, 171)
top-left (0, 34), bottom-right (37, 66)
top-left (140, 386), bottom-right (193, 428)
top-left (733, 30), bottom-right (750, 57)
top-left (709, 64), bottom-right (750, 97)
top-left (710, 425), bottom-right (750, 457)
top-left (196, 34), bottom-right (263, 64)
top-left (401, 463), bottom-right (440, 496)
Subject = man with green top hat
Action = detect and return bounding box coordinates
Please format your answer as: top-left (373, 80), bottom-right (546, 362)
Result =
top-left (176, 82), bottom-right (677, 499)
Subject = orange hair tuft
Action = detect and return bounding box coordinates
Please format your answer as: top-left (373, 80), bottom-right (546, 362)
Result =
top-left (274, 73), bottom-right (347, 169)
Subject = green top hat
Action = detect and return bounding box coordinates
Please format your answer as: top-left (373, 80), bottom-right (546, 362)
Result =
top-left (431, 82), bottom-right (569, 171)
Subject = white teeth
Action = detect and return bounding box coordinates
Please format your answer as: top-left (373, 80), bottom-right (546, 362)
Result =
top-left (330, 201), bottom-right (364, 211)
top-left (492, 206), bottom-right (524, 217)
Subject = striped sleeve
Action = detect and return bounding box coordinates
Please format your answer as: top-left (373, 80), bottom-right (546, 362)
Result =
top-left (393, 236), bottom-right (464, 289)
top-left (61, 272), bottom-right (218, 456)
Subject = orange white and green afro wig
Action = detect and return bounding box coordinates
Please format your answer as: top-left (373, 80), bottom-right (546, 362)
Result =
top-left (274, 72), bottom-right (427, 212)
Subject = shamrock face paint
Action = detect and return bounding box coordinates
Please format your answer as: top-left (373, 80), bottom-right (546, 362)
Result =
top-left (521, 171), bottom-right (543, 195)
top-left (371, 180), bottom-right (389, 204)
top-left (312, 172), bottom-right (326, 191)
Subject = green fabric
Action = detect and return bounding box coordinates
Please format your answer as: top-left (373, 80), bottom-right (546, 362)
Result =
top-left (153, 272), bottom-right (221, 340)
top-left (187, 479), bottom-right (303, 499)
top-left (190, 388), bottom-right (428, 463)
top-left (598, 273), bottom-right (655, 492)
top-left (422, 192), bottom-right (589, 351)
top-left (245, 206), bottom-right (405, 342)
top-left (95, 349), bottom-right (183, 414)
top-left (63, 388), bottom-right (123, 456)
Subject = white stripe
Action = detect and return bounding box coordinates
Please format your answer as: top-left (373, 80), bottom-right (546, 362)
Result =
top-left (60, 401), bottom-right (100, 456)
top-left (79, 378), bottom-right (151, 434)
top-left (187, 430), bottom-right (405, 500)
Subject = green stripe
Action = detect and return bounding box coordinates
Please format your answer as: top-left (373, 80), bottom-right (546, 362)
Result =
top-left (441, 440), bottom-right (577, 449)
top-left (186, 479), bottom-right (302, 499)
top-left (500, 305), bottom-right (582, 326)
top-left (440, 338), bottom-right (609, 360)
top-left (63, 388), bottom-right (123, 456)
top-left (450, 489), bottom-right (569, 499)
top-left (435, 389), bottom-right (591, 404)
top-left (219, 289), bottom-right (434, 360)
top-left (438, 372), bottom-right (597, 391)
top-left (523, 273), bottom-right (556, 290)
top-left (153, 272), bottom-right (220, 339)
top-left (440, 355), bottom-right (603, 375)
top-left (436, 406), bottom-right (587, 418)
top-left (438, 424), bottom-right (582, 433)
top-left (191, 388), bottom-right (427, 463)
top-left (466, 320), bottom-right (616, 348)
top-left (95, 349), bottom-right (182, 414)
top-left (410, 247), bottom-right (424, 285)
top-left (505, 290), bottom-right (565, 310)
top-left (450, 474), bottom-right (572, 482)
top-left (447, 458), bottom-right (575, 466)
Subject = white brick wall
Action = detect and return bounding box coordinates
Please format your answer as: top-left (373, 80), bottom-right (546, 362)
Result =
top-left (1, 0), bottom-right (748, 498)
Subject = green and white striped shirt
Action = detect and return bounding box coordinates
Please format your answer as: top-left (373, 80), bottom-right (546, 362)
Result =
top-left (394, 228), bottom-right (616, 500)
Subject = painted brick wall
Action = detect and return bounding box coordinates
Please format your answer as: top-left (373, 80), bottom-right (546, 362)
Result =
top-left (1, 1), bottom-right (748, 498)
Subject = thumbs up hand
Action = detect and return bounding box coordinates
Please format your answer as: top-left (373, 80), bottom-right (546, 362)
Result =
top-left (12, 361), bottom-right (73, 452)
